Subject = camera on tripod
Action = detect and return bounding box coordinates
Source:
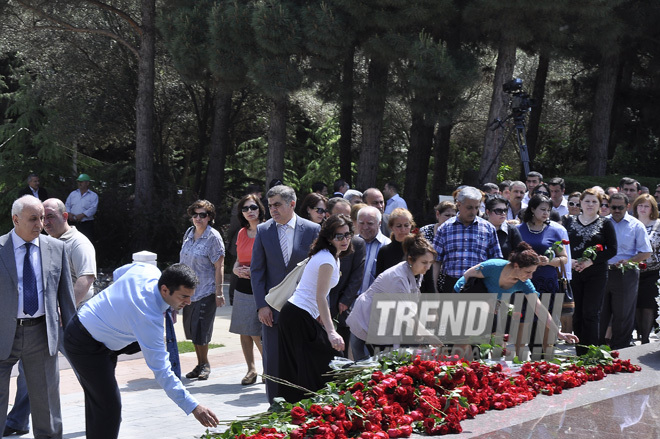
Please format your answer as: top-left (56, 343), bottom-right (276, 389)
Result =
top-left (503, 78), bottom-right (535, 114)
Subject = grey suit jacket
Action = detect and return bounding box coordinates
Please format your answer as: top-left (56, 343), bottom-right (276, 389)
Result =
top-left (251, 215), bottom-right (320, 321)
top-left (0, 232), bottom-right (76, 359)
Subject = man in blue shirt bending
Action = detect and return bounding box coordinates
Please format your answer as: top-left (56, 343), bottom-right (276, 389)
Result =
top-left (63, 262), bottom-right (218, 439)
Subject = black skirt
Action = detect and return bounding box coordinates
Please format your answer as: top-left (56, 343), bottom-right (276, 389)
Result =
top-left (277, 302), bottom-right (336, 403)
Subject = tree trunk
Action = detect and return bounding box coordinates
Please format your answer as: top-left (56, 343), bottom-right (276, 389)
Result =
top-left (432, 121), bottom-right (452, 197)
top-left (205, 89), bottom-right (232, 207)
top-left (266, 95), bottom-right (288, 188)
top-left (357, 58), bottom-right (388, 190)
top-left (339, 46), bottom-right (355, 186)
top-left (588, 52), bottom-right (620, 176)
top-left (133, 0), bottom-right (156, 249)
top-left (404, 96), bottom-right (434, 222)
top-left (526, 51), bottom-right (550, 164)
top-left (479, 37), bottom-right (517, 184)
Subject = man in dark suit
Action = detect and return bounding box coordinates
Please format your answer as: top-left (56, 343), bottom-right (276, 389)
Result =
top-left (251, 185), bottom-right (320, 403)
top-left (18, 174), bottom-right (49, 202)
top-left (0, 195), bottom-right (75, 438)
top-left (326, 198), bottom-right (365, 358)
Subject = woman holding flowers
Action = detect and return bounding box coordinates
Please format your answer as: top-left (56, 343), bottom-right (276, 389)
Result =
top-left (562, 188), bottom-right (617, 355)
top-left (278, 214), bottom-right (354, 403)
top-left (632, 194), bottom-right (660, 344)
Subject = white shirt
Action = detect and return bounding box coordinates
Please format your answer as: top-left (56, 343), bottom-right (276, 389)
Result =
top-left (552, 198), bottom-right (569, 217)
top-left (12, 230), bottom-right (45, 318)
top-left (65, 189), bottom-right (99, 222)
top-left (288, 249), bottom-right (340, 319)
top-left (78, 262), bottom-right (198, 415)
top-left (60, 226), bottom-right (97, 302)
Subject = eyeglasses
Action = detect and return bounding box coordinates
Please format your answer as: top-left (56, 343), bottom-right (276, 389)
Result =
top-left (192, 212), bottom-right (208, 219)
top-left (313, 207), bottom-right (326, 215)
top-left (241, 205), bottom-right (259, 212)
top-left (610, 205), bottom-right (626, 211)
top-left (536, 191), bottom-right (550, 196)
top-left (333, 232), bottom-right (354, 241)
top-left (490, 208), bottom-right (507, 215)
top-left (601, 204), bottom-right (609, 208)
top-left (568, 201), bottom-right (579, 207)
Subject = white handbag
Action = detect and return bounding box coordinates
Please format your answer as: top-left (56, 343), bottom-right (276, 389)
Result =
top-left (265, 258), bottom-right (309, 311)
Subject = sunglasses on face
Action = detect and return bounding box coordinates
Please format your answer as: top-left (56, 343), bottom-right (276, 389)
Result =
top-left (192, 212), bottom-right (208, 219)
top-left (610, 205), bottom-right (626, 211)
top-left (601, 204), bottom-right (609, 208)
top-left (333, 232), bottom-right (354, 241)
top-left (313, 207), bottom-right (326, 215)
top-left (490, 208), bottom-right (507, 215)
top-left (536, 191), bottom-right (550, 196)
top-left (568, 201), bottom-right (579, 207)
top-left (241, 204), bottom-right (259, 212)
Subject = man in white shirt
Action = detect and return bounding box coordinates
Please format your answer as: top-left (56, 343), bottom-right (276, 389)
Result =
top-left (63, 263), bottom-right (218, 438)
top-left (65, 173), bottom-right (99, 241)
top-left (383, 182), bottom-right (408, 214)
top-left (548, 177), bottom-right (569, 217)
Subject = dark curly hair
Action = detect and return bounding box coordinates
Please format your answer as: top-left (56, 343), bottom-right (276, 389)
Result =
top-left (309, 214), bottom-right (354, 258)
top-left (187, 200), bottom-right (216, 225)
top-left (509, 241), bottom-right (539, 268)
top-left (299, 192), bottom-right (328, 222)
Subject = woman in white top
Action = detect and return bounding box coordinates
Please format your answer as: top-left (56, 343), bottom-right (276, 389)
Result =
top-left (347, 233), bottom-right (437, 361)
top-left (278, 214), bottom-right (354, 403)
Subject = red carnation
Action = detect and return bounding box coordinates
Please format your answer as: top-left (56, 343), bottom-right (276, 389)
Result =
top-left (562, 239), bottom-right (570, 245)
top-left (639, 262), bottom-right (647, 270)
top-left (595, 244), bottom-right (604, 251)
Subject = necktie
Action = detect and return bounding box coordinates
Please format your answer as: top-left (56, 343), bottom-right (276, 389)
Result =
top-left (278, 224), bottom-right (289, 266)
top-left (165, 309), bottom-right (181, 379)
top-left (23, 243), bottom-right (38, 316)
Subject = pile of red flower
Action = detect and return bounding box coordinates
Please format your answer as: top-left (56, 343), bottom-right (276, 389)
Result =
top-left (208, 347), bottom-right (640, 439)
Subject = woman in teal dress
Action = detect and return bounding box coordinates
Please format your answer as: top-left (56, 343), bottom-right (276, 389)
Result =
top-left (454, 242), bottom-right (578, 355)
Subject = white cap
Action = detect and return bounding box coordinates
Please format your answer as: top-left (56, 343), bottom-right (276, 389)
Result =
top-left (132, 250), bottom-right (157, 266)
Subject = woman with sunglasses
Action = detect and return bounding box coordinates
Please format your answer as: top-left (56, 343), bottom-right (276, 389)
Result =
top-left (563, 188), bottom-right (617, 355)
top-left (228, 194), bottom-right (265, 385)
top-left (567, 192), bottom-right (582, 216)
top-left (375, 208), bottom-right (415, 276)
top-left (278, 214), bottom-right (354, 403)
top-left (600, 194), bottom-right (611, 217)
top-left (179, 200), bottom-right (225, 380)
top-left (298, 192), bottom-right (328, 224)
top-left (485, 194), bottom-right (522, 260)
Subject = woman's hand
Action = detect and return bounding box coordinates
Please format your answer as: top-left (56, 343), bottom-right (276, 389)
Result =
top-left (328, 330), bottom-right (345, 352)
top-left (574, 259), bottom-right (593, 272)
top-left (233, 265), bottom-right (250, 279)
top-left (216, 295), bottom-right (226, 307)
top-left (558, 331), bottom-right (579, 344)
top-left (538, 255), bottom-right (550, 266)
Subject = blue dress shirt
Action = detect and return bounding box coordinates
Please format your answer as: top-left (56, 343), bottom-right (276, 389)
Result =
top-left (77, 262), bottom-right (198, 414)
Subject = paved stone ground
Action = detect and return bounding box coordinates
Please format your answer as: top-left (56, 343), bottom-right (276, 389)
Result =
top-left (5, 294), bottom-right (660, 438)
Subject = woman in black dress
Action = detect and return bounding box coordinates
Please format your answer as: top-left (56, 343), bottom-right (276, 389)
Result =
top-left (562, 188), bottom-right (617, 355)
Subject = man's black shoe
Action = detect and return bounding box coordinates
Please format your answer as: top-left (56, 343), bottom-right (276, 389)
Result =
top-left (3, 426), bottom-right (30, 436)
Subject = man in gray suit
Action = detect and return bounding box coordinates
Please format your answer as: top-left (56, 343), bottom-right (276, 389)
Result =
top-left (0, 195), bottom-right (75, 438)
top-left (251, 185), bottom-right (320, 403)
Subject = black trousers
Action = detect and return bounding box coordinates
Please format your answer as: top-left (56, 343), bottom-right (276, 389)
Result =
top-left (601, 269), bottom-right (639, 350)
top-left (571, 266), bottom-right (608, 356)
top-left (278, 302), bottom-right (335, 403)
top-left (63, 316), bottom-right (122, 439)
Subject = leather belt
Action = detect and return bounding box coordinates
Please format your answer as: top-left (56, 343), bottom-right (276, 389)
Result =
top-left (17, 315), bottom-right (46, 326)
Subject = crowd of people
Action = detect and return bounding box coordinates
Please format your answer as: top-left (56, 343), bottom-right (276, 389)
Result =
top-left (2, 172), bottom-right (660, 438)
